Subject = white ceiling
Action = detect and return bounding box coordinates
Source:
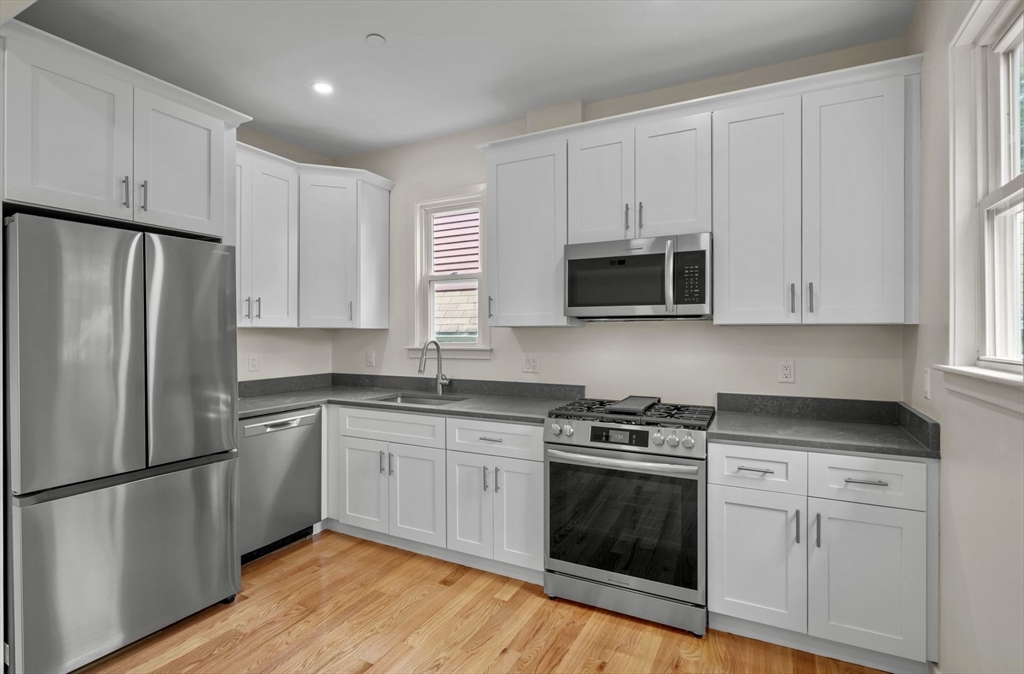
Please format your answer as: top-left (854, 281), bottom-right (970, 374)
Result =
top-left (17, 0), bottom-right (916, 158)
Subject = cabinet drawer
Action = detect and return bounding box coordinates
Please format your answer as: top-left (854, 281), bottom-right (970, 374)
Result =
top-left (445, 418), bottom-right (543, 462)
top-left (808, 453), bottom-right (926, 511)
top-left (335, 406), bottom-right (445, 449)
top-left (709, 443), bottom-right (807, 495)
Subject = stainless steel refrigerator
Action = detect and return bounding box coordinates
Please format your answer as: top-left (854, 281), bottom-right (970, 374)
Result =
top-left (4, 214), bottom-right (240, 674)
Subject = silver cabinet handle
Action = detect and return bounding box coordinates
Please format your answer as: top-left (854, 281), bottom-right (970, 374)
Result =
top-left (488, 296), bottom-right (493, 318)
top-left (737, 465), bottom-right (774, 474)
top-left (255, 297), bottom-right (262, 319)
top-left (624, 203), bottom-right (630, 231)
top-left (122, 176), bottom-right (130, 208)
top-left (349, 300), bottom-right (353, 321)
top-left (796, 509), bottom-right (801, 544)
top-left (141, 180), bottom-right (149, 211)
top-left (495, 467), bottom-right (500, 493)
top-left (479, 436), bottom-right (503, 443)
top-left (483, 466), bottom-right (489, 492)
top-left (844, 478), bottom-right (889, 487)
top-left (388, 452), bottom-right (394, 476)
top-left (244, 297), bottom-right (251, 319)
top-left (808, 282), bottom-right (814, 313)
top-left (638, 201), bottom-right (644, 231)
top-left (790, 283), bottom-right (796, 314)
top-left (664, 238), bottom-right (675, 312)
top-left (379, 450), bottom-right (385, 474)
top-left (816, 513), bottom-right (821, 548)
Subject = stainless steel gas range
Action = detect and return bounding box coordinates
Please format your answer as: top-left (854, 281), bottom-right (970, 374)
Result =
top-left (543, 396), bottom-right (715, 635)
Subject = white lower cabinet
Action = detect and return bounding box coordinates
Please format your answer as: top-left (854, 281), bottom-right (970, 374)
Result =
top-left (331, 435), bottom-right (389, 534)
top-left (708, 484), bottom-right (807, 632)
top-left (446, 450), bottom-right (543, 571)
top-left (807, 497), bottom-right (926, 661)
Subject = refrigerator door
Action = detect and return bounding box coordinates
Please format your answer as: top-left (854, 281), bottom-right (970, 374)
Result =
top-left (10, 455), bottom-right (240, 674)
top-left (146, 233), bottom-right (237, 466)
top-left (5, 215), bottom-right (147, 495)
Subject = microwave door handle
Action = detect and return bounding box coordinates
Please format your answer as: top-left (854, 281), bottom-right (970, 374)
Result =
top-left (664, 238), bottom-right (675, 312)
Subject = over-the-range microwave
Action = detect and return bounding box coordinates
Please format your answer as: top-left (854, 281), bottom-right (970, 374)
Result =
top-left (564, 233), bottom-right (712, 320)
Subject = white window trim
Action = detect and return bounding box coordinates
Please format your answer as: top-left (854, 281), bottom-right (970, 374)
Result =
top-left (406, 185), bottom-right (492, 360)
top-left (948, 0), bottom-right (1024, 389)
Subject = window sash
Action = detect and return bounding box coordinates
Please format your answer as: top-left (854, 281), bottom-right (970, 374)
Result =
top-left (981, 196), bottom-right (1023, 367)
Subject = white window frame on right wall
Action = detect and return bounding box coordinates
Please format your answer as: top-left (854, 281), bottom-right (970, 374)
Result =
top-left (949, 0), bottom-right (1024, 380)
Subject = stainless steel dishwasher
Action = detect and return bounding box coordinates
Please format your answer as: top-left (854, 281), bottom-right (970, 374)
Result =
top-left (238, 407), bottom-right (322, 558)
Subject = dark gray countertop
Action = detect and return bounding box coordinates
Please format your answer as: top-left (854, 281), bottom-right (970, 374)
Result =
top-left (238, 385), bottom-right (570, 425)
top-left (708, 412), bottom-right (939, 459)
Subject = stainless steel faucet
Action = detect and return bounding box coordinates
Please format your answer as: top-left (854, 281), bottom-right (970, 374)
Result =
top-left (417, 340), bottom-right (450, 395)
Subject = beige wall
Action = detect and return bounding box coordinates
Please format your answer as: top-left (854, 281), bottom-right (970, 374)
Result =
top-left (903, 2), bottom-right (1024, 673)
top-left (237, 328), bottom-right (333, 381)
top-left (320, 38), bottom-right (912, 405)
top-left (237, 126), bottom-right (335, 165)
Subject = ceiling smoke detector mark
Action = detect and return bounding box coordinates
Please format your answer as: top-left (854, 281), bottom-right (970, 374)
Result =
top-left (312, 81), bottom-right (334, 95)
top-left (366, 33), bottom-right (386, 46)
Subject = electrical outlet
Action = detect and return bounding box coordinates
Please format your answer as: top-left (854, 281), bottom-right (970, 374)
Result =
top-left (522, 354), bottom-right (540, 374)
top-left (923, 367), bottom-right (931, 400)
top-left (778, 359), bottom-right (795, 384)
top-left (247, 354), bottom-right (259, 372)
top-left (366, 350), bottom-right (376, 368)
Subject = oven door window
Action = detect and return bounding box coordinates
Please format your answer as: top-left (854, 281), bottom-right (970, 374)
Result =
top-left (566, 254), bottom-right (665, 307)
top-left (549, 461), bottom-right (699, 591)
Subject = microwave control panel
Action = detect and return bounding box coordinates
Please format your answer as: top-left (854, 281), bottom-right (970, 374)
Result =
top-left (674, 251), bottom-right (706, 304)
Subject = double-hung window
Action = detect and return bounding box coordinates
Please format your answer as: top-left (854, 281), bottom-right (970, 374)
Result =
top-left (980, 10), bottom-right (1023, 370)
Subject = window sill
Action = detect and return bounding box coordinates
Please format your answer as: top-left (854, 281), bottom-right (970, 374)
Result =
top-left (934, 365), bottom-right (1024, 415)
top-left (406, 345), bottom-right (493, 361)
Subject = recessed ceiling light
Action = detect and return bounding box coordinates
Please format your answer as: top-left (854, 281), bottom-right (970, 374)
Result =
top-left (312, 82), bottom-right (334, 95)
top-left (366, 33), bottom-right (386, 46)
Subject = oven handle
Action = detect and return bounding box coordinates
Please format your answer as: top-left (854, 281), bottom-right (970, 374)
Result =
top-left (548, 449), bottom-right (699, 476)
top-left (664, 238), bottom-right (675, 312)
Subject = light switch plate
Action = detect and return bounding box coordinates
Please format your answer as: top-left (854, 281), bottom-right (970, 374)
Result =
top-left (247, 354), bottom-right (259, 372)
top-left (522, 354), bottom-right (540, 374)
top-left (778, 359), bottom-right (795, 383)
top-left (366, 350), bottom-right (376, 368)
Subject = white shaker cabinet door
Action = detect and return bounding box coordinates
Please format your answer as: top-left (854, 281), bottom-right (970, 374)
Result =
top-left (634, 112), bottom-right (711, 238)
top-left (712, 97), bottom-right (803, 325)
top-left (485, 138), bottom-right (575, 327)
top-left (492, 456), bottom-right (543, 570)
top-left (807, 497), bottom-right (926, 661)
top-left (388, 443), bottom-right (447, 548)
top-left (133, 89), bottom-right (225, 237)
top-left (802, 77), bottom-right (905, 324)
top-left (249, 152), bottom-right (299, 327)
top-left (234, 152), bottom-right (253, 327)
top-left (5, 39), bottom-right (134, 220)
top-left (446, 450), bottom-right (494, 559)
top-left (299, 171), bottom-right (358, 328)
top-left (568, 125), bottom-right (634, 244)
top-left (708, 485), bottom-right (807, 632)
top-left (332, 435), bottom-right (389, 535)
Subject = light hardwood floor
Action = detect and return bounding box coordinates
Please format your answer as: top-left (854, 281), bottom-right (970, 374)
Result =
top-left (86, 532), bottom-right (881, 673)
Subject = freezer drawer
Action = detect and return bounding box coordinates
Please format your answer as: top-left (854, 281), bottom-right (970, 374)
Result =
top-left (239, 408), bottom-right (322, 555)
top-left (9, 456), bottom-right (240, 674)
top-left (146, 233), bottom-right (238, 466)
top-left (5, 215), bottom-right (147, 494)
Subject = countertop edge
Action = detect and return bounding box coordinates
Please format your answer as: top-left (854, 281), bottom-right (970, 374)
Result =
top-left (239, 397), bottom-right (549, 425)
top-left (706, 429), bottom-right (940, 460)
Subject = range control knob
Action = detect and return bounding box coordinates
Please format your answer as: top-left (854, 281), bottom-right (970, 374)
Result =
top-left (563, 424), bottom-right (575, 437)
top-left (682, 434), bottom-right (696, 450)
top-left (666, 433), bottom-right (681, 448)
top-left (652, 431), bottom-right (665, 446)
top-left (549, 422), bottom-right (562, 436)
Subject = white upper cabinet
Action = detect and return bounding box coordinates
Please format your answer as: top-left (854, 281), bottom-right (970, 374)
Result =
top-left (634, 112), bottom-right (711, 238)
top-left (133, 90), bottom-right (225, 237)
top-left (299, 170), bottom-right (358, 328)
top-left (1, 23), bottom-right (247, 238)
top-left (486, 138), bottom-right (577, 327)
top-left (235, 154), bottom-right (253, 326)
top-left (244, 147), bottom-right (299, 328)
top-left (298, 167), bottom-right (392, 329)
top-left (568, 126), bottom-right (635, 244)
top-left (713, 97), bottom-right (803, 324)
top-left (802, 77), bottom-right (906, 324)
top-left (4, 39), bottom-right (135, 220)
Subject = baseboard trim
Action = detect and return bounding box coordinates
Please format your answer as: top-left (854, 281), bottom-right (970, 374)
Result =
top-left (321, 519), bottom-right (544, 586)
top-left (709, 613), bottom-right (931, 674)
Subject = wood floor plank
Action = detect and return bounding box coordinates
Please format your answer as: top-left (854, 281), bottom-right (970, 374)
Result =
top-left (83, 532), bottom-right (886, 674)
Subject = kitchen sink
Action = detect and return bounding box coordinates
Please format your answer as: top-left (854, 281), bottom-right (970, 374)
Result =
top-left (371, 393), bottom-right (467, 406)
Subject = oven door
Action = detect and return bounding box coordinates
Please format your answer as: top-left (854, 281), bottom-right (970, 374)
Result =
top-left (564, 237), bottom-right (675, 318)
top-left (545, 444), bottom-right (705, 606)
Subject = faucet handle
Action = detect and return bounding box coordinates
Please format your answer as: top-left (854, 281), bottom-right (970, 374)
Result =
top-left (439, 374), bottom-right (451, 385)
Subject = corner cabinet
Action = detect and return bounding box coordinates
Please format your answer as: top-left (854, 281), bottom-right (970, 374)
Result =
top-left (485, 138), bottom-right (578, 327)
top-left (2, 22), bottom-right (247, 238)
top-left (299, 167), bottom-right (392, 328)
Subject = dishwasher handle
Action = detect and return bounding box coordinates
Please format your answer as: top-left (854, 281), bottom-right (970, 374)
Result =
top-left (243, 410), bottom-right (320, 437)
